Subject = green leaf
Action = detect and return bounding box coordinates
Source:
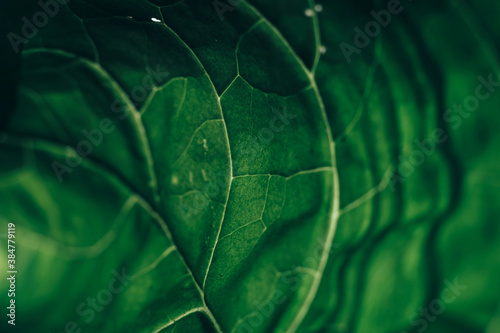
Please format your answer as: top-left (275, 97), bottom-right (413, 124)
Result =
top-left (1, 0), bottom-right (499, 332)
top-left (1, 1), bottom-right (338, 332)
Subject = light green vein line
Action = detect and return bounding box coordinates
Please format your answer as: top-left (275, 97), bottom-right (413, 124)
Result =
top-left (339, 166), bottom-right (395, 216)
top-left (335, 44), bottom-right (380, 141)
top-left (151, 307), bottom-right (205, 333)
top-left (8, 195), bottom-right (138, 260)
top-left (134, 245), bottom-right (176, 279)
top-left (218, 219), bottom-right (262, 243)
